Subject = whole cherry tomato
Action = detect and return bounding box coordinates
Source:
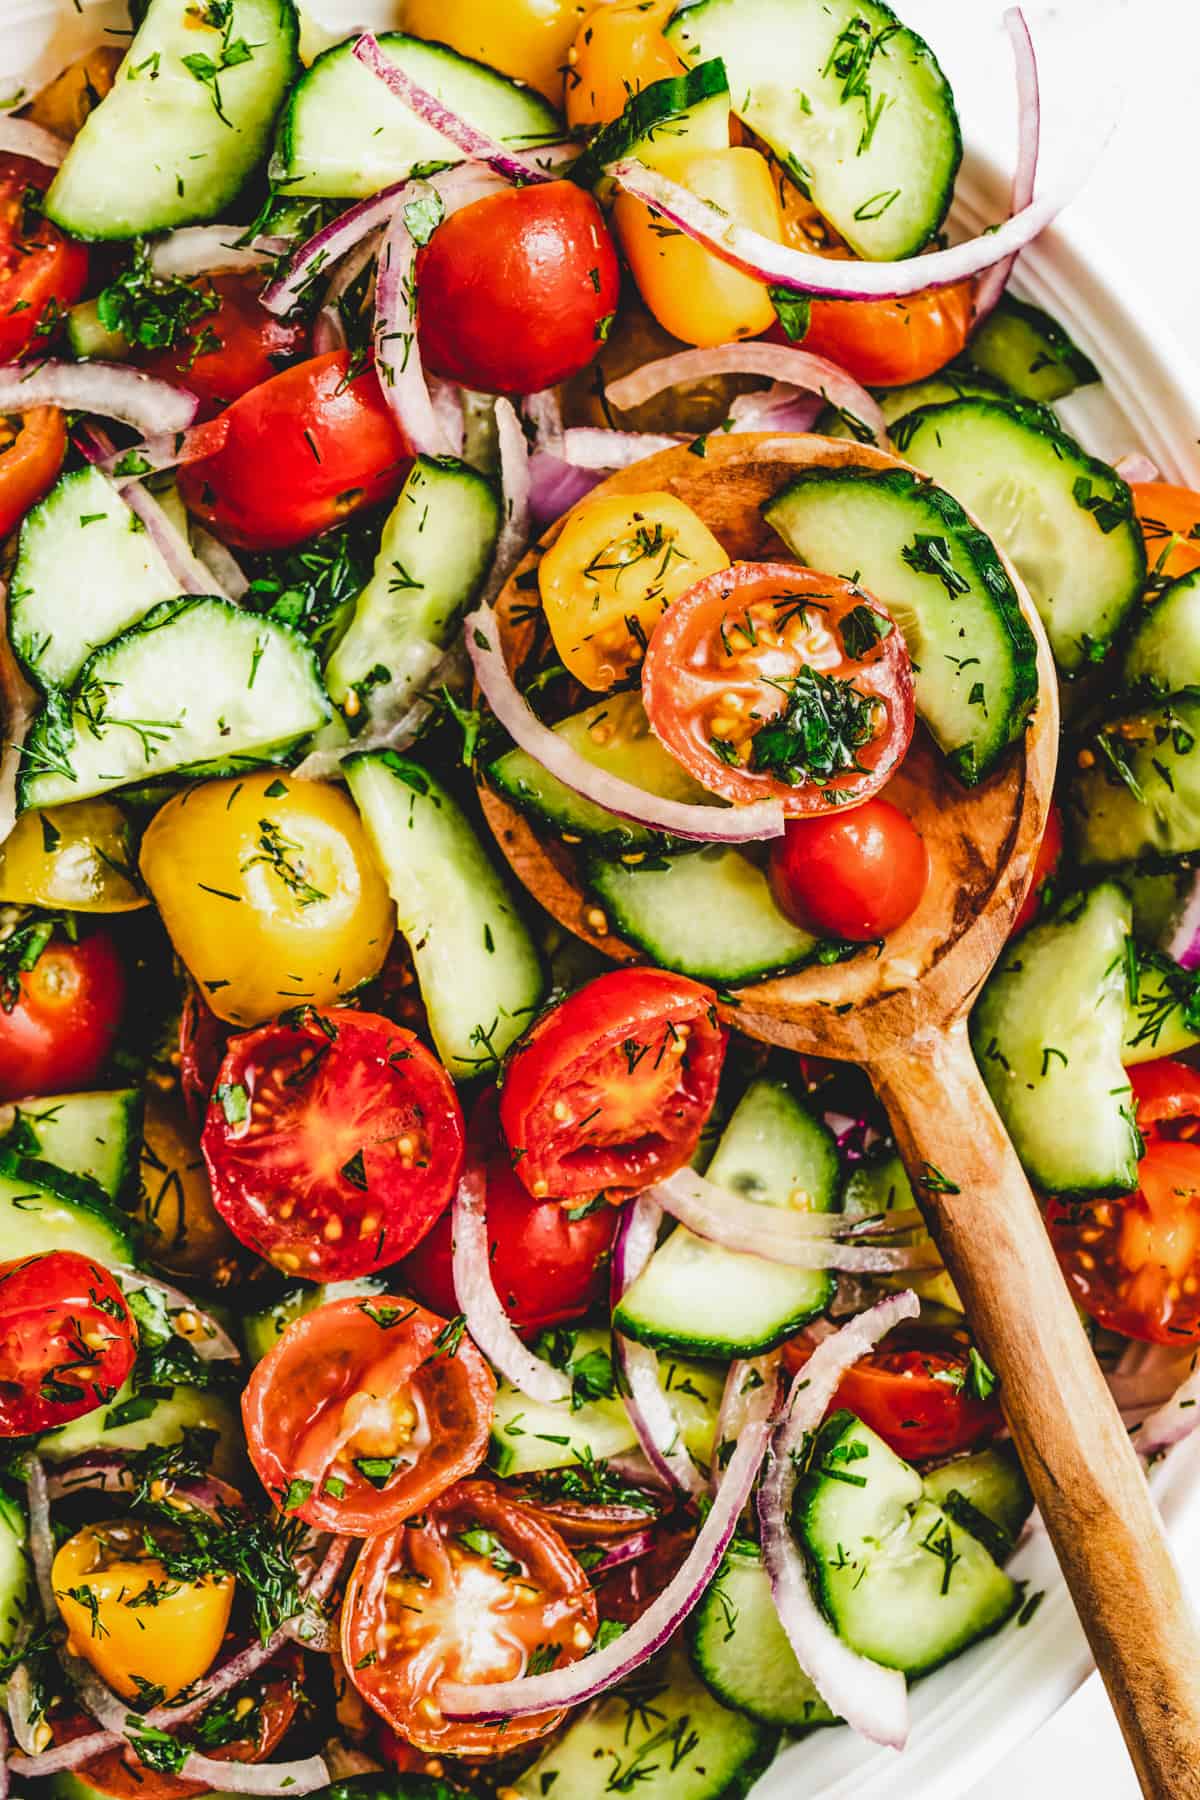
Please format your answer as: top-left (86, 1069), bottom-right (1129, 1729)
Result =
top-left (768, 798), bottom-right (930, 940)
top-left (0, 926), bottom-right (125, 1102)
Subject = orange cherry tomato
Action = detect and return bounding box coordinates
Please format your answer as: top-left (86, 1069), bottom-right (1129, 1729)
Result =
top-left (783, 1326), bottom-right (1003, 1459)
top-left (242, 1293), bottom-right (494, 1535)
top-left (1011, 801), bottom-right (1063, 936)
top-left (342, 1479), bottom-right (597, 1756)
top-left (768, 798), bottom-right (929, 940)
top-left (0, 405), bottom-right (67, 541)
top-left (565, 0), bottom-right (683, 129)
top-left (1131, 482), bottom-right (1200, 583)
top-left (791, 282), bottom-right (976, 388)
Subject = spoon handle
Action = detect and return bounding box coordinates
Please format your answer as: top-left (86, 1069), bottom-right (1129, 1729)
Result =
top-left (868, 1020), bottom-right (1200, 1800)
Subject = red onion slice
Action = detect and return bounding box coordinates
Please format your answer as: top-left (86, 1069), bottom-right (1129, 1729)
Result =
top-left (559, 426), bottom-right (681, 470)
top-left (176, 1753), bottom-right (330, 1796)
top-left (7, 1661), bottom-right (39, 1755)
top-left (451, 1160), bottom-right (571, 1405)
top-left (438, 1400), bottom-right (773, 1719)
top-left (113, 1266), bottom-right (241, 1362)
top-left (973, 9), bottom-right (1040, 323)
top-left (523, 388), bottom-right (565, 459)
top-left (94, 417), bottom-right (230, 481)
top-left (611, 1196), bottom-right (707, 1498)
top-left (757, 1290), bottom-right (920, 1749)
top-left (465, 602), bottom-right (785, 842)
top-left (485, 396), bottom-right (533, 603)
top-left (0, 1710), bottom-right (8, 1800)
top-left (352, 34), bottom-right (559, 186)
top-left (147, 228), bottom-right (289, 282)
top-left (728, 383), bottom-right (824, 435)
top-left (529, 452), bottom-right (605, 529)
top-left (605, 344), bottom-right (886, 444)
top-left (76, 423), bottom-right (221, 600)
top-left (1115, 452), bottom-right (1160, 485)
top-left (263, 188), bottom-right (407, 318)
top-left (0, 119), bottom-right (67, 168)
top-left (1136, 1350), bottom-right (1200, 1458)
top-left (588, 1528), bottom-right (658, 1575)
top-left (24, 1457), bottom-right (54, 1616)
top-left (0, 362), bottom-right (197, 435)
top-left (192, 525), bottom-right (249, 601)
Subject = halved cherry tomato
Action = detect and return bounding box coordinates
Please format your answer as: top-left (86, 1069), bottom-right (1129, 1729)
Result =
top-left (0, 154), bottom-right (88, 362)
top-left (1131, 1057), bottom-right (1200, 1135)
top-left (768, 797), bottom-right (929, 940)
top-left (0, 925), bottom-right (125, 1102)
top-left (179, 982), bottom-right (233, 1128)
top-left (0, 1251), bottom-right (136, 1436)
top-left (201, 1008), bottom-right (464, 1280)
top-left (243, 1293), bottom-right (493, 1534)
top-left (178, 352), bottom-right (411, 550)
top-left (1131, 482), bottom-right (1200, 583)
top-left (641, 563), bottom-right (914, 813)
top-left (783, 1325), bottom-right (1003, 1460)
top-left (136, 274), bottom-right (308, 417)
top-left (417, 182), bottom-right (620, 396)
top-left (594, 1522), bottom-right (694, 1625)
top-left (499, 967), bottom-right (726, 1202)
top-left (342, 1479), bottom-right (597, 1755)
top-left (401, 1092), bottom-right (617, 1331)
top-left (0, 405), bottom-right (67, 541)
top-left (1011, 801), bottom-right (1063, 936)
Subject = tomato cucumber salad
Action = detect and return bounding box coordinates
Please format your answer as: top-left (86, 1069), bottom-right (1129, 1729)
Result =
top-left (0, 0), bottom-right (1191, 1794)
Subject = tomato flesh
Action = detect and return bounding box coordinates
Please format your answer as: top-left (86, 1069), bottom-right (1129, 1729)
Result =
top-left (0, 154), bottom-right (88, 362)
top-left (0, 927), bottom-right (125, 1103)
top-left (768, 798), bottom-right (929, 940)
top-left (641, 562), bottom-right (914, 814)
top-left (201, 1008), bottom-right (464, 1280)
top-left (343, 1479), bottom-right (597, 1756)
top-left (0, 405), bottom-right (67, 541)
top-left (783, 1326), bottom-right (1003, 1460)
top-left (1131, 482), bottom-right (1200, 584)
top-left (136, 273), bottom-right (308, 417)
top-left (499, 967), bottom-right (726, 1202)
top-left (243, 1292), bottom-right (494, 1534)
top-left (0, 1251), bottom-right (136, 1436)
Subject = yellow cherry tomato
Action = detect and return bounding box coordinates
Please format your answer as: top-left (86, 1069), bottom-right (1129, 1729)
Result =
top-left (539, 491), bottom-right (729, 690)
top-left (565, 0), bottom-right (683, 130)
top-left (403, 0), bottom-right (590, 102)
top-left (138, 1087), bottom-right (242, 1283)
top-left (0, 800), bottom-right (146, 912)
top-left (139, 772), bottom-right (395, 1028)
top-left (614, 146), bottom-right (785, 347)
top-left (53, 1518), bottom-right (233, 1702)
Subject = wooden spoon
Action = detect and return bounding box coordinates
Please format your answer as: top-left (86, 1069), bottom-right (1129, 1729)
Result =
top-left (479, 432), bottom-right (1200, 1797)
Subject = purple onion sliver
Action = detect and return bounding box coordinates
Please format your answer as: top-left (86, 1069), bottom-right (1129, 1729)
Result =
top-left (452, 1161), bottom-right (570, 1405)
top-left (605, 343), bottom-right (886, 446)
top-left (1162, 875), bottom-right (1200, 972)
top-left (611, 1197), bottom-right (706, 1498)
top-left (528, 450), bottom-right (604, 528)
top-left (1136, 1350), bottom-right (1200, 1458)
top-left (974, 9), bottom-right (1040, 324)
top-left (589, 1528), bottom-right (658, 1574)
top-left (147, 227), bottom-right (289, 282)
top-left (0, 361), bottom-right (197, 435)
top-left (177, 1752), bottom-right (331, 1795)
top-left (0, 119), bottom-right (67, 167)
top-left (262, 181), bottom-right (410, 316)
top-left (1114, 452), bottom-right (1159, 484)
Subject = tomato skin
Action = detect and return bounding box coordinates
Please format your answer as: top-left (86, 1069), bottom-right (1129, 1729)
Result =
top-left (786, 282), bottom-right (975, 387)
top-left (417, 182), bottom-right (620, 396)
top-left (0, 406), bottom-right (67, 541)
top-left (783, 1327), bottom-right (1003, 1460)
top-left (0, 929), bottom-right (125, 1103)
top-left (343, 1479), bottom-right (597, 1756)
top-left (0, 1252), bottom-right (136, 1436)
top-left (136, 274), bottom-right (308, 417)
top-left (243, 1293), bottom-right (494, 1534)
top-left (1131, 482), bottom-right (1200, 583)
top-left (202, 1008), bottom-right (464, 1281)
top-left (1011, 802), bottom-right (1063, 936)
top-left (179, 982), bottom-right (233, 1128)
top-left (642, 563), bottom-right (914, 814)
top-left (593, 1523), bottom-right (693, 1626)
top-left (0, 155), bottom-right (88, 362)
top-left (499, 967), bottom-right (726, 1201)
top-left (1131, 1058), bottom-right (1200, 1135)
top-left (566, 0), bottom-right (682, 130)
top-left (178, 352), bottom-right (411, 550)
top-left (768, 798), bottom-right (929, 940)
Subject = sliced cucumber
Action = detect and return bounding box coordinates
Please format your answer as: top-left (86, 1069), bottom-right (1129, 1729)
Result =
top-left (965, 294), bottom-right (1099, 405)
top-left (19, 598), bottom-right (329, 813)
top-left (0, 1089), bottom-right (141, 1202)
top-left (572, 58), bottom-right (732, 192)
top-left (765, 466), bottom-right (1037, 783)
top-left (488, 690), bottom-right (722, 852)
top-left (688, 1544), bottom-right (835, 1729)
top-left (273, 33), bottom-right (560, 199)
top-left (922, 1444), bottom-right (1033, 1563)
top-left (892, 398), bottom-right (1145, 676)
top-left (844, 1148), bottom-right (962, 1314)
top-left (971, 883), bottom-right (1140, 1197)
top-left (797, 1412), bottom-right (1018, 1675)
top-left (819, 367), bottom-right (1008, 440)
top-left (0, 1153), bottom-right (134, 1266)
top-left (242, 1275), bottom-right (390, 1364)
top-left (46, 0), bottom-right (298, 238)
top-left (614, 1079), bottom-right (839, 1356)
top-left (586, 844), bottom-right (835, 983)
top-left (1071, 693), bottom-right (1200, 869)
top-left (516, 1641), bottom-right (775, 1800)
top-left (324, 455), bottom-right (500, 725)
top-left (42, 1382), bottom-right (243, 1483)
top-left (345, 752), bottom-right (544, 1078)
top-left (1124, 868), bottom-right (1196, 945)
top-left (66, 298), bottom-right (130, 362)
top-left (489, 1326), bottom-right (722, 1477)
top-left (1123, 569), bottom-right (1200, 696)
top-left (0, 1491), bottom-right (29, 1668)
top-left (10, 468), bottom-right (180, 691)
top-left (1124, 947), bottom-right (1200, 1064)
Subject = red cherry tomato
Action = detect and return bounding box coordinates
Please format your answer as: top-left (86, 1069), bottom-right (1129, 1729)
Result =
top-left (1130, 1057), bottom-right (1200, 1136)
top-left (0, 154), bottom-right (88, 362)
top-left (417, 181), bottom-right (620, 395)
top-left (499, 968), bottom-right (726, 1202)
top-left (0, 928), bottom-right (125, 1103)
top-left (593, 1523), bottom-right (694, 1626)
top-left (1011, 802), bottom-right (1063, 936)
top-left (178, 983), bottom-right (233, 1130)
top-left (641, 563), bottom-right (914, 814)
top-left (783, 1326), bottom-right (1003, 1460)
top-left (136, 274), bottom-right (308, 418)
top-left (178, 352), bottom-right (411, 550)
top-left (201, 1007), bottom-right (464, 1280)
top-left (0, 406), bottom-right (67, 541)
top-left (242, 1293), bottom-right (494, 1534)
top-left (400, 1091), bottom-right (617, 1331)
top-left (0, 1251), bottom-right (136, 1436)
top-left (768, 798), bottom-right (930, 940)
top-left (342, 1479), bottom-right (597, 1756)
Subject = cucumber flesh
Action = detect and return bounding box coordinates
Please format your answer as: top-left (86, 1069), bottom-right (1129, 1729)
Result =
top-left (43, 1383), bottom-right (244, 1484)
top-left (46, 0), bottom-right (298, 238)
top-left (921, 1444), bottom-right (1033, 1561)
top-left (1071, 694), bottom-right (1200, 869)
top-left (971, 883), bottom-right (1140, 1197)
top-left (345, 752), bottom-right (545, 1079)
top-left (819, 367), bottom-right (1009, 440)
top-left (614, 1079), bottom-right (840, 1356)
top-left (572, 58), bottom-right (733, 192)
top-left (0, 1491), bottom-right (29, 1669)
top-left (1124, 948), bottom-right (1200, 1065)
top-left (0, 1089), bottom-right (141, 1201)
top-left (1122, 569), bottom-right (1200, 696)
top-left (66, 297), bottom-right (130, 361)
top-left (665, 0), bottom-right (961, 260)
top-left (892, 397), bottom-right (1145, 676)
top-left (242, 1275), bottom-right (390, 1364)
top-left (765, 466), bottom-right (1038, 784)
top-left (966, 294), bottom-right (1099, 404)
top-left (688, 1545), bottom-right (836, 1728)
top-left (0, 1153), bottom-right (134, 1266)
top-left (843, 1149), bottom-right (963, 1315)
